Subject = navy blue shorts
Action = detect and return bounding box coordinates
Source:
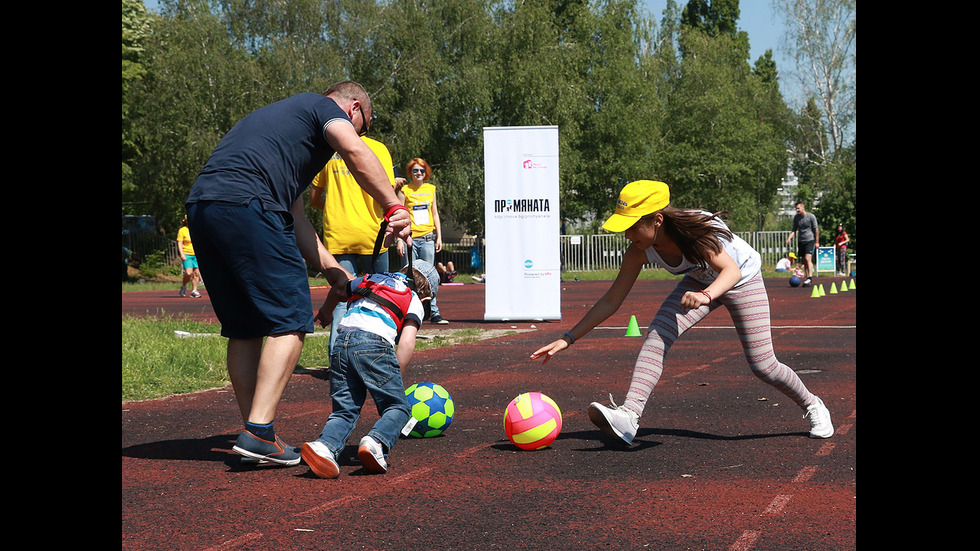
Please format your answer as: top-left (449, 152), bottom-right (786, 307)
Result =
top-left (186, 200), bottom-right (314, 339)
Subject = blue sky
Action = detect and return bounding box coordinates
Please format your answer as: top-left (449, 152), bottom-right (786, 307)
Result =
top-left (638, 1), bottom-right (787, 63)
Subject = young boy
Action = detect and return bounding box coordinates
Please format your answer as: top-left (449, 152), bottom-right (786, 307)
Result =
top-left (301, 266), bottom-right (432, 478)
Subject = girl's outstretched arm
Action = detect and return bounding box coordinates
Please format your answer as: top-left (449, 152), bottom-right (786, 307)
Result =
top-left (530, 244), bottom-right (646, 363)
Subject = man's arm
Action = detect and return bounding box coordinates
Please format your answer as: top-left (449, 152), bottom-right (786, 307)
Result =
top-left (291, 197), bottom-right (349, 287)
top-left (323, 122), bottom-right (412, 247)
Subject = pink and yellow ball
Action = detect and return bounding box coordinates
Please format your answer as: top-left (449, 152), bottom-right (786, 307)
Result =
top-left (503, 392), bottom-right (562, 450)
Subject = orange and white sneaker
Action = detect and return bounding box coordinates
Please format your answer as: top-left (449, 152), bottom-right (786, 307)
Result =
top-left (357, 436), bottom-right (388, 474)
top-left (301, 441), bottom-right (340, 479)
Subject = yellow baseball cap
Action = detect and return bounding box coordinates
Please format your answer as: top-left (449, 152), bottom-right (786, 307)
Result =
top-left (601, 180), bottom-right (670, 233)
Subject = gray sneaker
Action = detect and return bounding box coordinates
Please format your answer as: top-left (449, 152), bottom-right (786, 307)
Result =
top-left (587, 395), bottom-right (639, 445)
top-left (232, 430), bottom-right (302, 466)
top-left (239, 456), bottom-right (273, 467)
top-left (805, 397), bottom-right (834, 438)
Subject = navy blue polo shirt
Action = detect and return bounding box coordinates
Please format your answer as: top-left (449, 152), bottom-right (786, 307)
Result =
top-left (187, 93), bottom-right (353, 213)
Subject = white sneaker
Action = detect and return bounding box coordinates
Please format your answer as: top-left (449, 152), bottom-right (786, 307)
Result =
top-left (357, 436), bottom-right (388, 473)
top-left (300, 440), bottom-right (340, 479)
top-left (805, 397), bottom-right (834, 438)
top-left (588, 395), bottom-right (639, 445)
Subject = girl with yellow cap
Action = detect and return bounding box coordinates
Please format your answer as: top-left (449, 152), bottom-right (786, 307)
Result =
top-left (530, 180), bottom-right (833, 443)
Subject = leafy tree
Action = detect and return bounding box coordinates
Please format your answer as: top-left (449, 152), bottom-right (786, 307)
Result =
top-left (128, 0), bottom-right (265, 235)
top-left (775, 0), bottom-right (855, 241)
top-left (812, 142), bottom-right (855, 246)
top-left (775, 0), bottom-right (855, 159)
top-left (122, 0), bottom-right (813, 240)
top-left (122, 0), bottom-right (151, 205)
top-left (221, 0), bottom-right (347, 96)
top-left (654, 1), bottom-right (788, 230)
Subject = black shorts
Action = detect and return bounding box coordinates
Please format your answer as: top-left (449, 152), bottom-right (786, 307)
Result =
top-left (797, 240), bottom-right (816, 259)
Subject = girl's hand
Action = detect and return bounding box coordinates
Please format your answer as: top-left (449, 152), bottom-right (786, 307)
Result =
top-left (530, 340), bottom-right (569, 363)
top-left (680, 290), bottom-right (711, 310)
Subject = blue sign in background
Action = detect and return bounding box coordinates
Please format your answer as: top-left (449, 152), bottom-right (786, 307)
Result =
top-left (816, 247), bottom-right (836, 273)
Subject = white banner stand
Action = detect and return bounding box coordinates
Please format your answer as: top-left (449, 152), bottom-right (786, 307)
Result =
top-left (482, 126), bottom-right (561, 321)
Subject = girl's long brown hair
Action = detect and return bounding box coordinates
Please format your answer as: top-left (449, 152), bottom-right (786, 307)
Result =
top-left (647, 205), bottom-right (732, 269)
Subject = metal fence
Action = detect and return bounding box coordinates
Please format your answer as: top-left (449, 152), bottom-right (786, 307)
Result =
top-left (122, 231), bottom-right (181, 267)
top-left (434, 231), bottom-right (795, 274)
top-left (124, 230), bottom-right (794, 275)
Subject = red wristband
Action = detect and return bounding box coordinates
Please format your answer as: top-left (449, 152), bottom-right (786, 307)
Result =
top-left (384, 204), bottom-right (408, 222)
top-left (699, 290), bottom-right (712, 302)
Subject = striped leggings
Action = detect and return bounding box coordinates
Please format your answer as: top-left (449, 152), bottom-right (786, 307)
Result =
top-left (623, 273), bottom-right (817, 416)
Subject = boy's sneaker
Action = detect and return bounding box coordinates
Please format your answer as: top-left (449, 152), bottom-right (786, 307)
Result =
top-left (587, 395), bottom-right (639, 445)
top-left (190, 290), bottom-right (201, 298)
top-left (179, 285), bottom-right (186, 297)
top-left (430, 315), bottom-right (449, 325)
top-left (802, 277), bottom-right (813, 287)
top-left (232, 430), bottom-right (302, 466)
top-left (301, 441), bottom-right (340, 479)
top-left (805, 397), bottom-right (834, 438)
top-left (357, 436), bottom-right (388, 474)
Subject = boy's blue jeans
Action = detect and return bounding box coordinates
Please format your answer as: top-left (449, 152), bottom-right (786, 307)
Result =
top-left (317, 329), bottom-right (411, 457)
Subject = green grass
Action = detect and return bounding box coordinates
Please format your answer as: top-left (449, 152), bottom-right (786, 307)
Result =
top-left (122, 315), bottom-right (229, 402)
top-left (121, 315), bottom-right (335, 402)
top-left (122, 316), bottom-right (499, 403)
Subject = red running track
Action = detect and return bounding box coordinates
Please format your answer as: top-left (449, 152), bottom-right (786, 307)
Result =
top-left (122, 277), bottom-right (856, 550)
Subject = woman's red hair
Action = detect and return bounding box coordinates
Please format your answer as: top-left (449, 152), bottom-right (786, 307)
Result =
top-left (406, 158), bottom-right (432, 180)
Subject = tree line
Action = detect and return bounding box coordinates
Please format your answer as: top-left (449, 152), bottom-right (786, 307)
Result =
top-left (122, 0), bottom-right (855, 244)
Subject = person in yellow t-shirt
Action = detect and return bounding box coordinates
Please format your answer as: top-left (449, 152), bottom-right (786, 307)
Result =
top-left (396, 157), bottom-right (448, 324)
top-left (176, 216), bottom-right (202, 297)
top-left (309, 135), bottom-right (397, 352)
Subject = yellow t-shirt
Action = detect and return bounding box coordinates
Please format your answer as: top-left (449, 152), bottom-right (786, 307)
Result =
top-left (176, 226), bottom-right (194, 256)
top-left (402, 182), bottom-right (437, 238)
top-left (311, 137), bottom-right (395, 255)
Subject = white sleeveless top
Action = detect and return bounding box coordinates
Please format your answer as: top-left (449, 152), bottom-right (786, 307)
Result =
top-left (643, 213), bottom-right (761, 288)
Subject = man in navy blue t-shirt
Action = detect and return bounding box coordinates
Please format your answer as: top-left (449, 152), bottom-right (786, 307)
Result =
top-left (186, 81), bottom-right (412, 467)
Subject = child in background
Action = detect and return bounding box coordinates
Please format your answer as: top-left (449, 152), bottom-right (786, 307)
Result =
top-left (437, 261), bottom-right (458, 283)
top-left (302, 266), bottom-right (432, 478)
top-left (774, 252), bottom-right (796, 272)
top-left (176, 216), bottom-right (202, 298)
top-left (530, 180), bottom-right (833, 445)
